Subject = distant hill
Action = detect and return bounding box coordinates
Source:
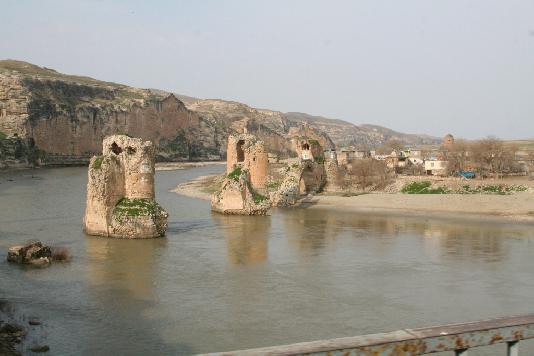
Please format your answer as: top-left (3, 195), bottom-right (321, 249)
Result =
top-left (1, 59), bottom-right (439, 167)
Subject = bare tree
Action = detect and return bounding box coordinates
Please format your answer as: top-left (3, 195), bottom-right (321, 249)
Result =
top-left (443, 139), bottom-right (470, 176)
top-left (375, 139), bottom-right (404, 155)
top-left (350, 158), bottom-right (390, 191)
top-left (470, 137), bottom-right (516, 178)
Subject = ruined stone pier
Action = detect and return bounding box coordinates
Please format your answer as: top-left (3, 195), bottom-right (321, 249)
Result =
top-left (211, 132), bottom-right (270, 215)
top-left (84, 135), bottom-right (168, 238)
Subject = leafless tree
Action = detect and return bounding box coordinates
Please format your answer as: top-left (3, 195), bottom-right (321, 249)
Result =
top-left (375, 139), bottom-right (404, 155)
top-left (350, 158), bottom-right (390, 191)
top-left (470, 137), bottom-right (516, 178)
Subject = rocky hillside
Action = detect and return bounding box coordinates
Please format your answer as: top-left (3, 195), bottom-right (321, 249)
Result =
top-left (0, 60), bottom-right (438, 168)
top-left (283, 112), bottom-right (439, 148)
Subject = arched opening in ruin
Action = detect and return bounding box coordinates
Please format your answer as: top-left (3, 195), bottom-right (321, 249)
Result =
top-left (302, 143), bottom-right (310, 151)
top-left (236, 140), bottom-right (245, 162)
top-left (126, 146), bottom-right (136, 155)
top-left (110, 142), bottom-right (123, 155)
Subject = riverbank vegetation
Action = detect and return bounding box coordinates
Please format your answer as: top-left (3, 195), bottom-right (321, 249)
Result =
top-left (400, 180), bottom-right (528, 195)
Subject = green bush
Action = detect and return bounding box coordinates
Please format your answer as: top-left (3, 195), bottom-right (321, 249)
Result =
top-left (401, 181), bottom-right (448, 194)
top-left (0, 131), bottom-right (7, 140)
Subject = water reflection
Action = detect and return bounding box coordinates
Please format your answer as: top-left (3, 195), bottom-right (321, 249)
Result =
top-left (212, 214), bottom-right (270, 265)
top-left (281, 208), bottom-right (527, 262)
top-left (86, 236), bottom-right (167, 301)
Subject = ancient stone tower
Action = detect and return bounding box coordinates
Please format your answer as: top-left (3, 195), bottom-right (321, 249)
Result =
top-left (294, 138), bottom-right (324, 162)
top-left (211, 132), bottom-right (270, 215)
top-left (84, 135), bottom-right (168, 238)
top-left (226, 132), bottom-right (268, 191)
top-left (443, 134), bottom-right (455, 147)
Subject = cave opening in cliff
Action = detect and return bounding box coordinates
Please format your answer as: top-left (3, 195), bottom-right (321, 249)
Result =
top-left (236, 140), bottom-right (245, 162)
top-left (111, 142), bottom-right (123, 155)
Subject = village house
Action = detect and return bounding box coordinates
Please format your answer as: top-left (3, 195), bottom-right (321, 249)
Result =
top-left (424, 159), bottom-right (448, 176)
top-left (337, 147), bottom-right (371, 164)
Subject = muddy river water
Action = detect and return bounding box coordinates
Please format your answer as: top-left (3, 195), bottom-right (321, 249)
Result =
top-left (1, 166), bottom-right (534, 355)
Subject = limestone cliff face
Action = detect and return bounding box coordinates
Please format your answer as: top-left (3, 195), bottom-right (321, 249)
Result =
top-left (0, 61), bottom-right (225, 166)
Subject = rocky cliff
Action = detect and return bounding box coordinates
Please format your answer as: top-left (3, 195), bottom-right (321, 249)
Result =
top-left (0, 60), bottom-right (439, 168)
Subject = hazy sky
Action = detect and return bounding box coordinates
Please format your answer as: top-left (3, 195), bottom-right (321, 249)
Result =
top-left (1, 0), bottom-right (533, 139)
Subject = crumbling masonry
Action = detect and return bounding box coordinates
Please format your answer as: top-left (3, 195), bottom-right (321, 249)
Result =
top-left (211, 133), bottom-right (270, 215)
top-left (84, 135), bottom-right (168, 238)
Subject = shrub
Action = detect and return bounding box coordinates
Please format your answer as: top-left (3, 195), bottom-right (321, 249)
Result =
top-left (401, 181), bottom-right (448, 194)
top-left (51, 247), bottom-right (71, 262)
top-left (0, 131), bottom-right (7, 140)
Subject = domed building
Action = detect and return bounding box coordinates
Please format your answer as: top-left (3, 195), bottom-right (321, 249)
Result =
top-left (443, 134), bottom-right (455, 146)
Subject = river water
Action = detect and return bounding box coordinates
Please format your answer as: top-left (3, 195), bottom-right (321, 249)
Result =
top-left (1, 166), bottom-right (534, 355)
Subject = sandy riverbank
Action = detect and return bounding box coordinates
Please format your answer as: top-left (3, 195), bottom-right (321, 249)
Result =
top-left (155, 161), bottom-right (224, 171)
top-left (172, 174), bottom-right (534, 223)
top-left (302, 192), bottom-right (534, 224)
top-left (171, 174), bottom-right (221, 200)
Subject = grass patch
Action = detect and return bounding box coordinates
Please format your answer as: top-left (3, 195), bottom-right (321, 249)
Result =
top-left (92, 156), bottom-right (104, 169)
top-left (401, 181), bottom-right (449, 194)
top-left (0, 131), bottom-right (7, 140)
top-left (113, 198), bottom-right (163, 221)
top-left (227, 166), bottom-right (242, 181)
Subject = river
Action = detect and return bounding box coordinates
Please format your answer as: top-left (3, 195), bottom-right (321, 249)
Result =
top-left (1, 166), bottom-right (534, 355)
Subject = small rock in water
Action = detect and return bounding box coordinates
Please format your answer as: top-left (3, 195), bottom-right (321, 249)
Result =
top-left (7, 241), bottom-right (52, 266)
top-left (28, 319), bottom-right (41, 326)
top-left (30, 344), bottom-right (50, 353)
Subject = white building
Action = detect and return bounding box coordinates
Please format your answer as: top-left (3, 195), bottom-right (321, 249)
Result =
top-left (424, 160), bottom-right (448, 176)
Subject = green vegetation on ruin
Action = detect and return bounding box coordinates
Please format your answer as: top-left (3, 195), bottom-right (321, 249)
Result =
top-left (315, 156), bottom-right (324, 164)
top-left (266, 181), bottom-right (281, 190)
top-left (308, 139), bottom-right (319, 145)
top-left (92, 156), bottom-right (105, 169)
top-left (252, 191), bottom-right (267, 204)
top-left (228, 166), bottom-right (242, 181)
top-left (401, 181), bottom-right (449, 194)
top-left (246, 180), bottom-right (267, 204)
top-left (113, 198), bottom-right (163, 221)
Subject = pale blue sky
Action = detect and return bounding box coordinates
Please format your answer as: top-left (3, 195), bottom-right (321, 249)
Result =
top-left (1, 0), bottom-right (533, 139)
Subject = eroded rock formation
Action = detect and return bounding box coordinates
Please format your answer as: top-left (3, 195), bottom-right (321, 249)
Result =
top-left (84, 135), bottom-right (168, 238)
top-left (7, 241), bottom-right (51, 266)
